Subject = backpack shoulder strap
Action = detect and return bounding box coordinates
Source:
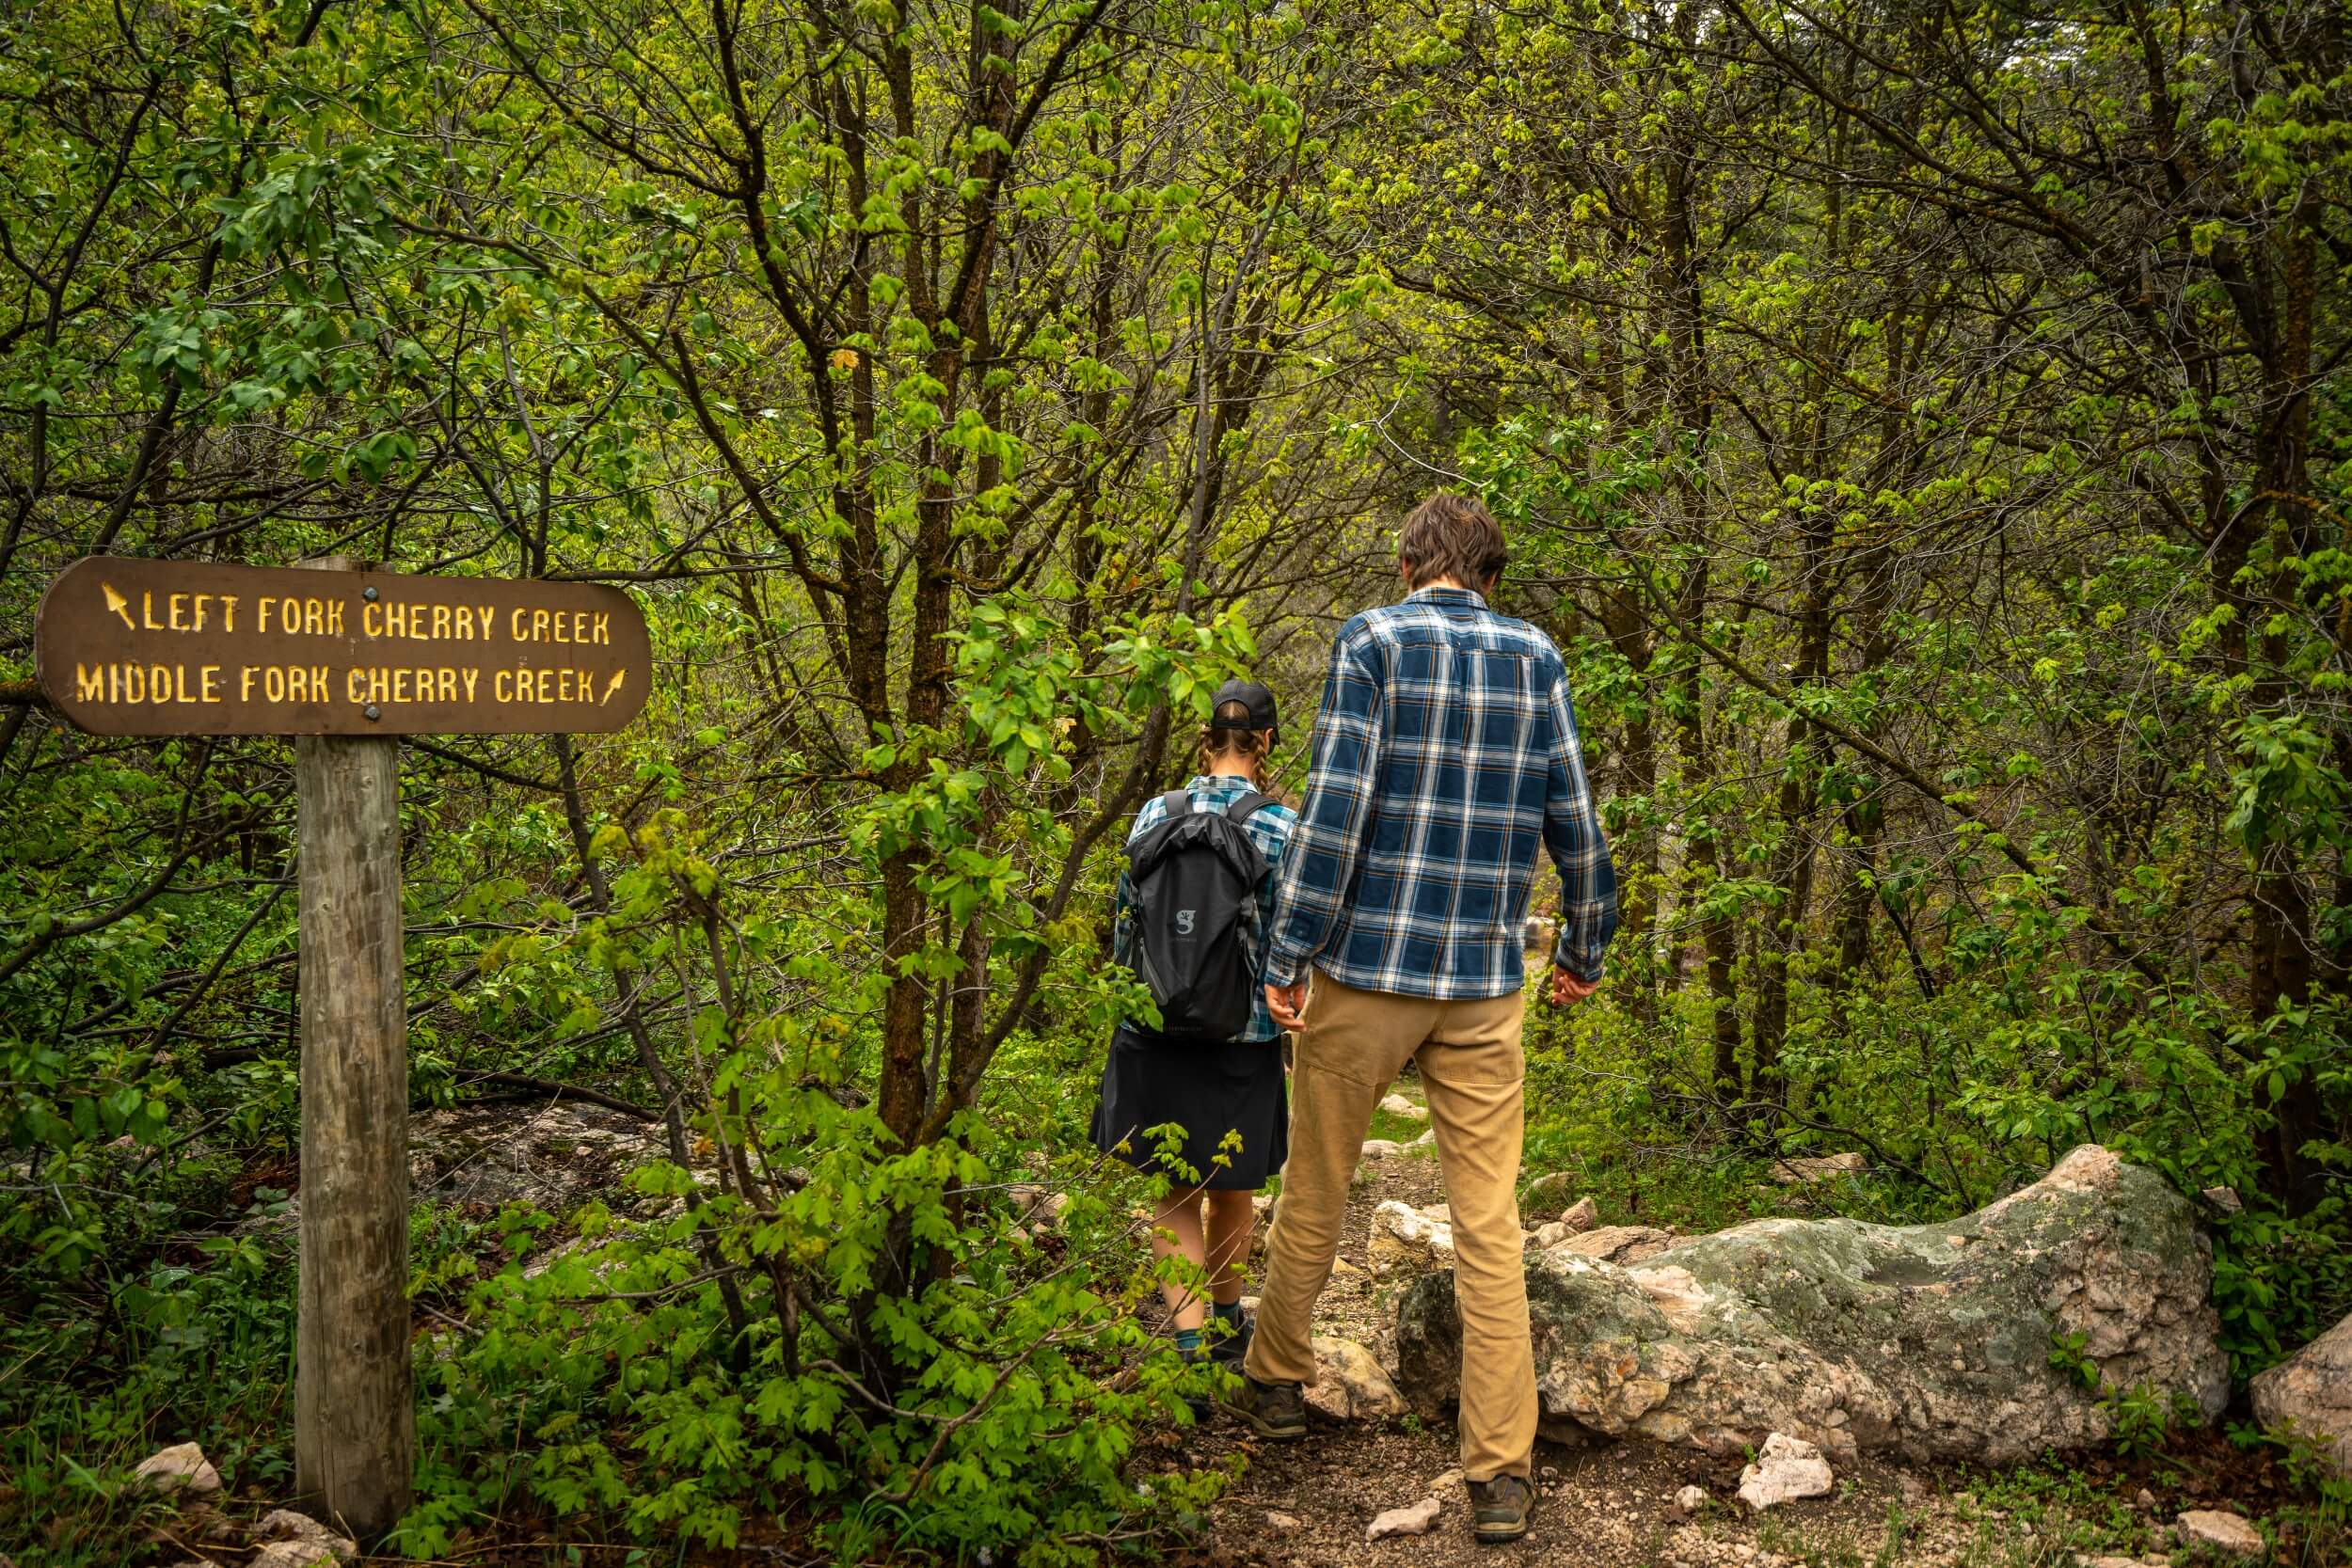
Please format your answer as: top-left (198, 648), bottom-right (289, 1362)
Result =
top-left (1159, 788), bottom-right (1192, 819)
top-left (1223, 790), bottom-right (1276, 824)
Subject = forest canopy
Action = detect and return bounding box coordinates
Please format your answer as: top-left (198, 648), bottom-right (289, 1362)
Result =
top-left (2, 0), bottom-right (2347, 1560)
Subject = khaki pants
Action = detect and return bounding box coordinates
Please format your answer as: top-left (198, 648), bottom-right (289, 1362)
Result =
top-left (1244, 972), bottom-right (1534, 1480)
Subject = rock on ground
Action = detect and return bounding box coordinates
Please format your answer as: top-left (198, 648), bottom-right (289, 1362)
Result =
top-left (1737, 1432), bottom-right (1835, 1511)
top-left (2174, 1509), bottom-right (2265, 1558)
top-left (1772, 1152), bottom-right (1866, 1183)
top-left (132, 1443), bottom-right (222, 1496)
top-left (2249, 1308), bottom-right (2352, 1475)
top-left (1377, 1092), bottom-right (1430, 1121)
top-left (1393, 1145), bottom-right (2229, 1466)
top-left (1549, 1223), bottom-right (1674, 1265)
top-left (255, 1509), bottom-right (358, 1561)
top-left (1308, 1336), bottom-right (1407, 1421)
top-left (1561, 1196), bottom-right (1598, 1232)
top-left (1369, 1199), bottom-right (1454, 1279)
top-left (410, 1101), bottom-right (675, 1216)
top-left (1522, 1171), bottom-right (1574, 1215)
top-left (1366, 1496), bottom-right (1441, 1541)
top-left (250, 1544), bottom-right (345, 1568)
top-left (1360, 1138), bottom-right (1406, 1160)
top-left (1005, 1184), bottom-right (1071, 1229)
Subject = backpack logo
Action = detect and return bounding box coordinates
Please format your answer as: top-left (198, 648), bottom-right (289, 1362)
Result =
top-left (1175, 909), bottom-right (1197, 935)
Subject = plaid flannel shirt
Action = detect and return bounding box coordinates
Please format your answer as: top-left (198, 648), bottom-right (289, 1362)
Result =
top-left (1263, 586), bottom-right (1617, 998)
top-left (1112, 773), bottom-right (1298, 1043)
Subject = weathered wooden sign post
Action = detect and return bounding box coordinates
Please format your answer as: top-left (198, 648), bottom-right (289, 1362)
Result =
top-left (35, 555), bottom-right (651, 1536)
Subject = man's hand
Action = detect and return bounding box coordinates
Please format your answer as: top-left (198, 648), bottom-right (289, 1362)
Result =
top-left (1549, 965), bottom-right (1600, 1007)
top-left (1265, 979), bottom-right (1309, 1033)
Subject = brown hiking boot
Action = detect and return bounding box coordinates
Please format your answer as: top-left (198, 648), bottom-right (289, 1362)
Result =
top-left (1221, 1374), bottom-right (1307, 1439)
top-left (1469, 1475), bottom-right (1534, 1544)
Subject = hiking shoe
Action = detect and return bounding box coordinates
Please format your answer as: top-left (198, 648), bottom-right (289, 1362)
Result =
top-left (1469, 1475), bottom-right (1534, 1544)
top-left (1171, 1337), bottom-right (1213, 1425)
top-left (1221, 1373), bottom-right (1307, 1439)
top-left (1208, 1307), bottom-right (1254, 1371)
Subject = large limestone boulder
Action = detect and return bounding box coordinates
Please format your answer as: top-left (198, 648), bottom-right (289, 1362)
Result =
top-left (1394, 1146), bottom-right (2227, 1465)
top-left (2250, 1310), bottom-right (2352, 1475)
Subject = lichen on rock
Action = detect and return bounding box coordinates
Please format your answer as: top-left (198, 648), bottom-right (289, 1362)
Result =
top-left (1394, 1146), bottom-right (2228, 1465)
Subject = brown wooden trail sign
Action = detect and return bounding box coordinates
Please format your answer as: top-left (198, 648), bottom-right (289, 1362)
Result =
top-left (35, 555), bottom-right (650, 736)
top-left (34, 556), bottom-right (654, 1539)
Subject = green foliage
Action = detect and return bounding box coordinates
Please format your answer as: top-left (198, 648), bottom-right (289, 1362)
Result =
top-left (6, 0), bottom-right (2352, 1557)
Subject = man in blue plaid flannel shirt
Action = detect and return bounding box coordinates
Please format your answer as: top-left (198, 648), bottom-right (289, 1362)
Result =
top-left (1225, 492), bottom-right (1617, 1546)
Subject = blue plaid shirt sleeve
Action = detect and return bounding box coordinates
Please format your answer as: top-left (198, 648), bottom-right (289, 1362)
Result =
top-left (1542, 657), bottom-right (1618, 981)
top-left (1263, 620), bottom-right (1385, 987)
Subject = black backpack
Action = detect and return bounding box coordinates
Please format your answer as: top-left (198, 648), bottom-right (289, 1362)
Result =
top-left (1124, 788), bottom-right (1277, 1042)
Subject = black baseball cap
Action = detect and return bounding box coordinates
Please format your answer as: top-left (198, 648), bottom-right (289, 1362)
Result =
top-left (1209, 678), bottom-right (1278, 735)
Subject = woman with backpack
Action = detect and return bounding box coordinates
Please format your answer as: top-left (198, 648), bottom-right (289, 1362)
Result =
top-left (1091, 678), bottom-right (1296, 1392)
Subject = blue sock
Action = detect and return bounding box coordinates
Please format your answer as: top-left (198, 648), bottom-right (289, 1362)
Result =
top-left (1173, 1327), bottom-right (1203, 1354)
top-left (1213, 1299), bottom-right (1243, 1325)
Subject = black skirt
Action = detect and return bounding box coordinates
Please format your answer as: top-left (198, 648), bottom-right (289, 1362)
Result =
top-left (1089, 1024), bottom-right (1288, 1191)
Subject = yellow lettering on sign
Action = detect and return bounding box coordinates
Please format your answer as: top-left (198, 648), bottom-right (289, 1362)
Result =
top-left (220, 595), bottom-right (238, 633)
top-left (363, 602), bottom-right (381, 638)
top-left (200, 666), bottom-right (220, 703)
top-left (75, 664), bottom-right (102, 703)
top-left (327, 598), bottom-right (344, 636)
top-left (493, 669), bottom-right (511, 703)
top-left (259, 598), bottom-right (275, 636)
top-left (429, 605), bottom-right (448, 640)
top-left (460, 669), bottom-right (478, 702)
top-left (168, 594), bottom-right (189, 631)
top-left (242, 667), bottom-right (259, 702)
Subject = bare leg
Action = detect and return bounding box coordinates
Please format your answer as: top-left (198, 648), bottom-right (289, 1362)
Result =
top-left (1202, 1189), bottom-right (1256, 1306)
top-left (1150, 1188), bottom-right (1211, 1331)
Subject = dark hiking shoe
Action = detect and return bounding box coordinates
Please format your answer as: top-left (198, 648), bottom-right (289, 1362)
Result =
top-left (1469, 1475), bottom-right (1534, 1544)
top-left (1208, 1307), bottom-right (1254, 1371)
top-left (1221, 1373), bottom-right (1307, 1439)
top-left (1172, 1337), bottom-right (1212, 1424)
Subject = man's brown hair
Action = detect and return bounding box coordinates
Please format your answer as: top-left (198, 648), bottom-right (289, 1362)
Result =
top-left (1398, 491), bottom-right (1507, 591)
